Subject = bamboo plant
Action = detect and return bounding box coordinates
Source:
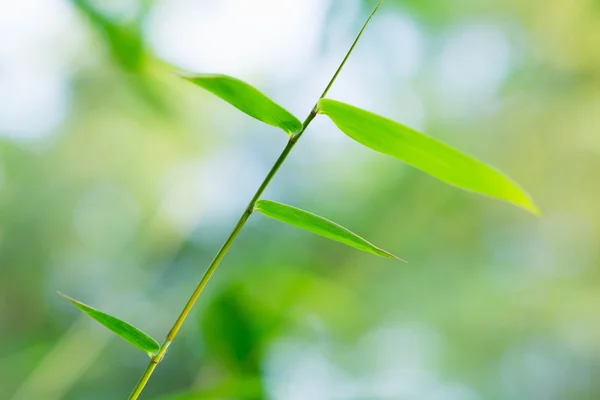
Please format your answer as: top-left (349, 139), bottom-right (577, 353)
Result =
top-left (58, 1), bottom-right (538, 398)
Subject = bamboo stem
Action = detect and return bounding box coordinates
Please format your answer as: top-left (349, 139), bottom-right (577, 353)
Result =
top-left (128, 2), bottom-right (384, 398)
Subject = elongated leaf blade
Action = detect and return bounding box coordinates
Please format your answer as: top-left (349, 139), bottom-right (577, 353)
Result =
top-left (180, 73), bottom-right (303, 135)
top-left (58, 292), bottom-right (160, 357)
top-left (318, 99), bottom-right (539, 214)
top-left (255, 200), bottom-right (403, 261)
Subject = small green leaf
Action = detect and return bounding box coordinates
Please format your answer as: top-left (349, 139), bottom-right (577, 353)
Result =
top-left (58, 292), bottom-right (160, 357)
top-left (179, 73), bottom-right (303, 135)
top-left (318, 99), bottom-right (539, 215)
top-left (255, 200), bottom-right (403, 261)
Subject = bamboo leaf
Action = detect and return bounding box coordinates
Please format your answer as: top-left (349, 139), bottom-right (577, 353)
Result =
top-left (255, 200), bottom-right (403, 261)
top-left (58, 292), bottom-right (160, 357)
top-left (318, 99), bottom-right (539, 214)
top-left (179, 73), bottom-right (303, 135)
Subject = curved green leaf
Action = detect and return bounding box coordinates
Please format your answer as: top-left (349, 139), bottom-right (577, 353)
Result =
top-left (255, 200), bottom-right (403, 261)
top-left (58, 292), bottom-right (160, 357)
top-left (180, 73), bottom-right (302, 135)
top-left (318, 99), bottom-right (539, 215)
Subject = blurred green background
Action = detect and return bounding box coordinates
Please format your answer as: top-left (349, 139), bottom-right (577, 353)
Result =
top-left (1, 0), bottom-right (599, 399)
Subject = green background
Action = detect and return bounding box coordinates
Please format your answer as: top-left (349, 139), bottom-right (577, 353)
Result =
top-left (1, 0), bottom-right (599, 399)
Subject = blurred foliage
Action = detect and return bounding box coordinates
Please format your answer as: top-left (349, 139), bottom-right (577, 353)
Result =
top-left (1, 0), bottom-right (600, 399)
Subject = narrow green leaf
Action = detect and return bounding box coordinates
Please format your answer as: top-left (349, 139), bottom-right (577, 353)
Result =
top-left (58, 292), bottom-right (160, 357)
top-left (179, 73), bottom-right (303, 135)
top-left (255, 200), bottom-right (403, 261)
top-left (318, 99), bottom-right (539, 215)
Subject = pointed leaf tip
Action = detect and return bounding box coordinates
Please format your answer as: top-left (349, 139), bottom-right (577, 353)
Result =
top-left (180, 73), bottom-right (303, 135)
top-left (58, 292), bottom-right (160, 357)
top-left (317, 99), bottom-right (539, 215)
top-left (255, 200), bottom-right (404, 261)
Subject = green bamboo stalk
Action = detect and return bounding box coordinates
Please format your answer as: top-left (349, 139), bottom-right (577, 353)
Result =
top-left (128, 2), bottom-right (384, 398)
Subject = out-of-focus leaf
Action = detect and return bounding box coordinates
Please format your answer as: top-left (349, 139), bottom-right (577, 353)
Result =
top-left (179, 73), bottom-right (303, 135)
top-left (200, 286), bottom-right (264, 375)
top-left (58, 292), bottom-right (159, 357)
top-left (255, 200), bottom-right (403, 261)
top-left (72, 0), bottom-right (145, 71)
top-left (72, 0), bottom-right (174, 115)
top-left (318, 99), bottom-right (539, 215)
top-left (154, 376), bottom-right (263, 400)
